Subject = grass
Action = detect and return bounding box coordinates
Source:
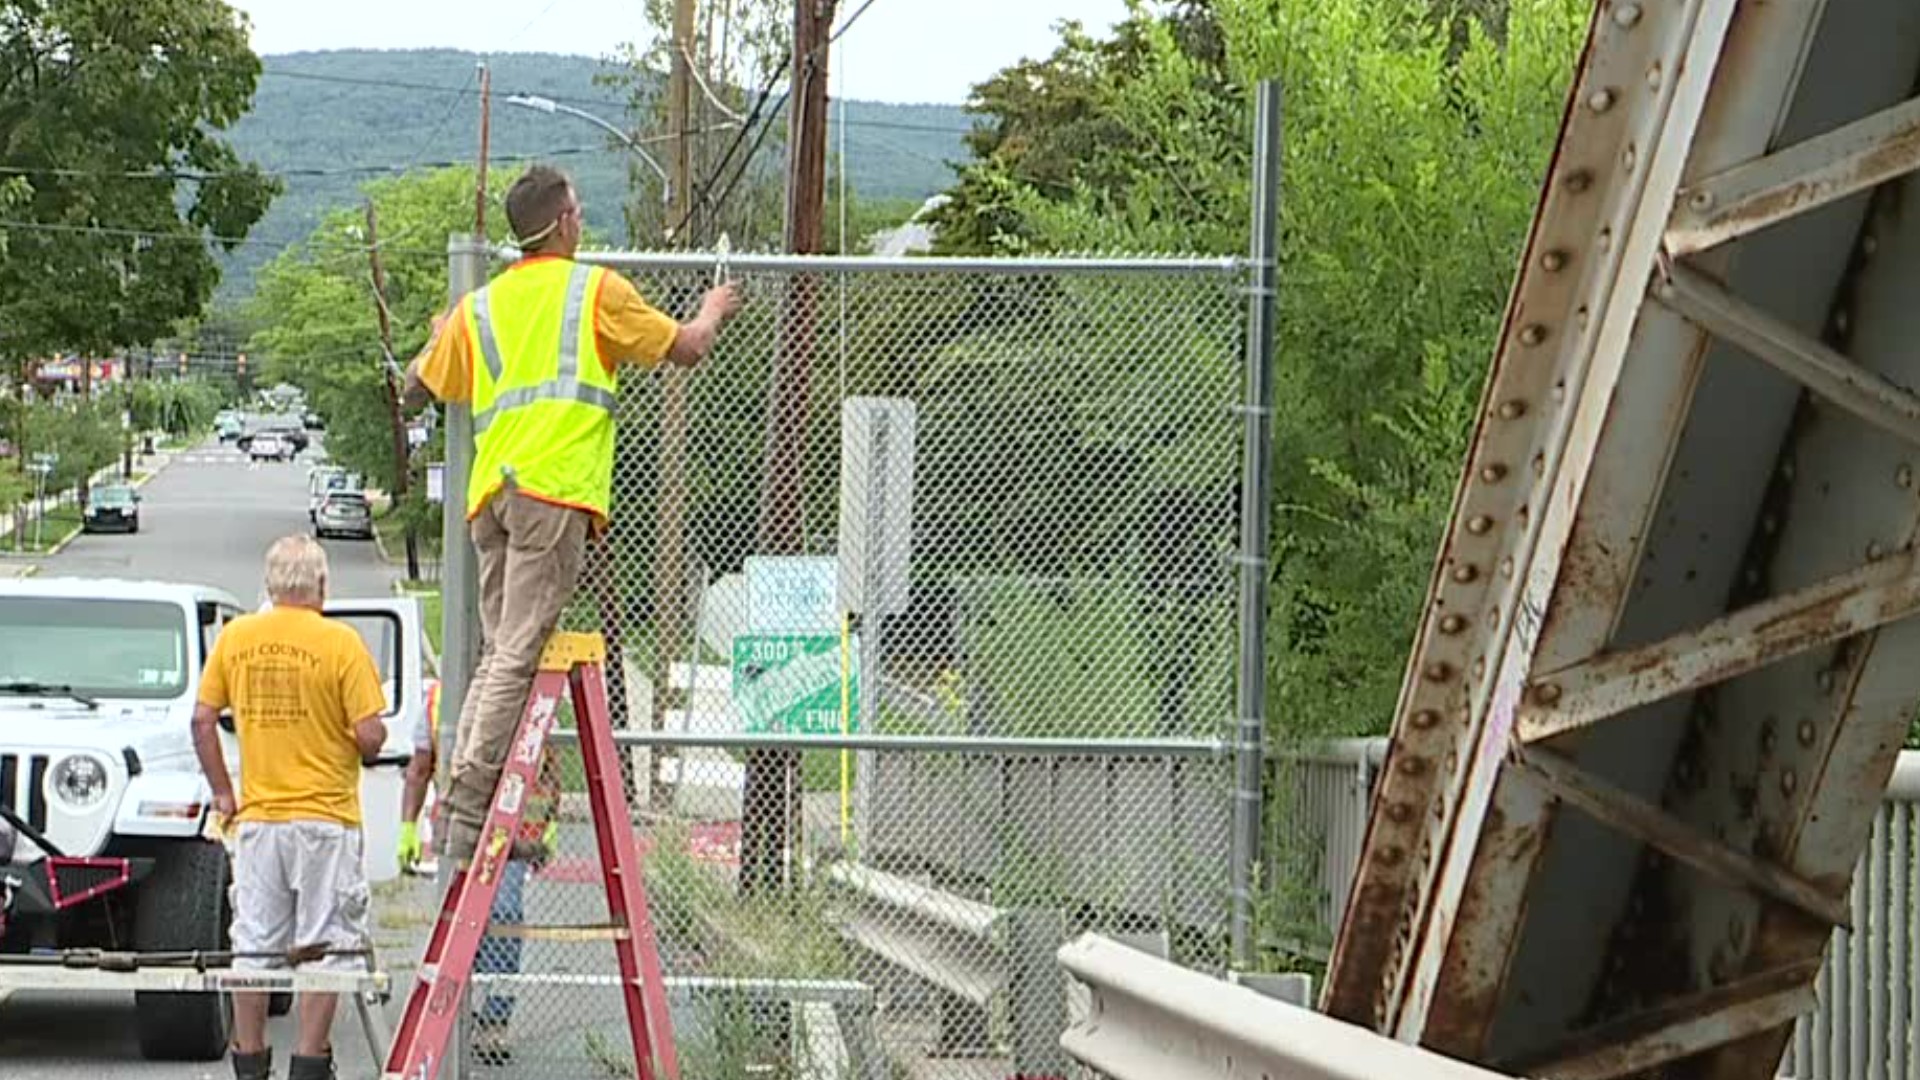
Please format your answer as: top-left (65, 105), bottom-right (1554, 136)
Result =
top-left (157, 429), bottom-right (209, 451)
top-left (375, 513), bottom-right (444, 563)
top-left (4, 505), bottom-right (83, 554)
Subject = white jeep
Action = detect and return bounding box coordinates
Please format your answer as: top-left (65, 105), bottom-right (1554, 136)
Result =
top-left (0, 577), bottom-right (425, 1060)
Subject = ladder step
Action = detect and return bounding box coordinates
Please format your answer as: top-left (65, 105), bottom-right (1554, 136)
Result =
top-left (481, 924), bottom-right (632, 942)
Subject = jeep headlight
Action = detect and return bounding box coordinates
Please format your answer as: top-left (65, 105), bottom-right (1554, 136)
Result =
top-left (49, 755), bottom-right (109, 808)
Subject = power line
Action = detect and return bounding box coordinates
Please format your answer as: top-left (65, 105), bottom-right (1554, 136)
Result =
top-left (830, 0), bottom-right (884, 42)
top-left (258, 66), bottom-right (968, 136)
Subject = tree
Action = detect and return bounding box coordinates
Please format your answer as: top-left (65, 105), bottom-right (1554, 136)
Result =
top-left (927, 0), bottom-right (1590, 740)
top-left (247, 166), bottom-right (513, 545)
top-left (0, 0), bottom-right (279, 363)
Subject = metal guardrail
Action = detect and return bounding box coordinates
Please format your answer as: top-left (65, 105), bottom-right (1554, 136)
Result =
top-left (1057, 933), bottom-right (1519, 1079)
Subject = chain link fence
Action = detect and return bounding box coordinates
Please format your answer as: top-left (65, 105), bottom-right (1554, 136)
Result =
top-left (451, 250), bottom-right (1253, 1079)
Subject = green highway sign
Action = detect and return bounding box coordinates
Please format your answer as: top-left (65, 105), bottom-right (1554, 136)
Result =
top-left (732, 634), bottom-right (859, 735)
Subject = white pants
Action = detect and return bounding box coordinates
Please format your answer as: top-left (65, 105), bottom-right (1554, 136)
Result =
top-left (228, 820), bottom-right (371, 972)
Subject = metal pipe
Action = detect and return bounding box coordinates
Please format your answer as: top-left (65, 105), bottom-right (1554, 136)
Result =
top-left (437, 235), bottom-right (487, 865)
top-left (545, 729), bottom-right (1228, 758)
top-left (1867, 809), bottom-right (1887, 1078)
top-left (551, 248), bottom-right (1248, 276)
top-left (1228, 77), bottom-right (1283, 971)
top-left (1892, 802), bottom-right (1911, 1080)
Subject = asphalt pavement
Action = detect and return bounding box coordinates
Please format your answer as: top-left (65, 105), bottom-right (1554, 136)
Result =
top-left (0, 424), bottom-right (420, 1079)
top-left (31, 429), bottom-right (396, 604)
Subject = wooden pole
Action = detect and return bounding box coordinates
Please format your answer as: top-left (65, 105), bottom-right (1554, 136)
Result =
top-left (740, 0), bottom-right (837, 898)
top-left (366, 200), bottom-right (421, 582)
top-left (645, 0), bottom-right (701, 812)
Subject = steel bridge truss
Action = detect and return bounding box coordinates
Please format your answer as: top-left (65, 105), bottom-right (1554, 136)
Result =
top-left (1325, 4), bottom-right (1920, 1079)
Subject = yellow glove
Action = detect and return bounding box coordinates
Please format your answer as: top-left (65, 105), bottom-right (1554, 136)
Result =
top-left (542, 820), bottom-right (558, 851)
top-left (397, 820), bottom-right (422, 871)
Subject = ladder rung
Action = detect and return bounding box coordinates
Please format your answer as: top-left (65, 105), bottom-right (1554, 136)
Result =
top-left (483, 924), bottom-right (632, 942)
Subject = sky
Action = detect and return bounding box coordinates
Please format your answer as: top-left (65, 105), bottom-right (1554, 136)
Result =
top-left (228, 0), bottom-right (1135, 105)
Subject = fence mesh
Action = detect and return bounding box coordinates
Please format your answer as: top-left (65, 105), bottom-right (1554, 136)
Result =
top-left (442, 252), bottom-right (1251, 1079)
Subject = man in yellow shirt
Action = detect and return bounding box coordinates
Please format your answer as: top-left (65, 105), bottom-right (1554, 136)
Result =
top-left (404, 163), bottom-right (740, 865)
top-left (192, 534), bottom-right (390, 1080)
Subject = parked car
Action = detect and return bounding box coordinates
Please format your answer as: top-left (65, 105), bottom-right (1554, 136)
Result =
top-left (246, 433), bottom-right (291, 462)
top-left (82, 484), bottom-right (140, 533)
top-left (214, 416), bottom-right (244, 442)
top-left (307, 466), bottom-right (365, 522)
top-left (314, 490), bottom-right (374, 539)
top-left (303, 411), bottom-right (325, 431)
top-left (262, 422), bottom-right (310, 454)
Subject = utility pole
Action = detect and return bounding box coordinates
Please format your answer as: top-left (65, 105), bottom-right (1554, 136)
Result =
top-left (367, 200), bottom-right (422, 582)
top-left (740, 0), bottom-right (837, 898)
top-left (648, 0), bottom-right (700, 811)
top-left (475, 62), bottom-right (493, 236)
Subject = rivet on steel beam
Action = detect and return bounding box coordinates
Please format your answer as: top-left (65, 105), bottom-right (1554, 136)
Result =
top-left (1613, 3), bottom-right (1642, 27)
top-left (1534, 683), bottom-right (1562, 705)
top-left (1452, 564), bottom-right (1479, 584)
top-left (1798, 719), bottom-right (1816, 746)
top-left (1897, 464), bottom-right (1912, 489)
top-left (1575, 306), bottom-right (1591, 331)
top-left (1467, 515), bottom-right (1494, 535)
top-left (1688, 189), bottom-right (1713, 212)
top-left (1622, 144), bottom-right (1637, 173)
top-left (1781, 458), bottom-right (1796, 481)
top-left (1500, 400), bottom-right (1528, 420)
top-left (1377, 845), bottom-right (1405, 866)
top-left (1817, 670), bottom-right (1835, 694)
top-left (1386, 803), bottom-right (1414, 824)
top-left (1440, 614), bottom-right (1467, 635)
top-left (1835, 309), bottom-right (1851, 336)
top-left (1533, 452), bottom-right (1547, 477)
top-left (1597, 227), bottom-right (1614, 253)
top-left (1587, 87), bottom-right (1616, 113)
top-left (1551, 381), bottom-right (1567, 403)
top-left (1780, 770), bottom-right (1798, 796)
top-left (1481, 463), bottom-right (1509, 483)
top-left (1399, 756), bottom-right (1430, 777)
top-left (1564, 169), bottom-right (1594, 194)
top-left (1520, 323), bottom-right (1549, 346)
top-left (1501, 556), bottom-right (1516, 579)
top-left (1868, 540), bottom-right (1886, 560)
top-left (1541, 249), bottom-right (1569, 272)
top-left (1424, 662), bottom-right (1454, 683)
top-left (1646, 62), bottom-right (1663, 91)
top-left (1761, 726), bottom-right (1777, 755)
top-left (1862, 234), bottom-right (1880, 258)
top-left (1411, 709), bottom-right (1441, 730)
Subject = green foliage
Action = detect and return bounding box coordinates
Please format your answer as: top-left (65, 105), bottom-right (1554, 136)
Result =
top-left (128, 379), bottom-right (222, 436)
top-left (0, 459), bottom-right (27, 513)
top-left (247, 165), bottom-right (509, 514)
top-left (932, 0), bottom-right (1588, 740)
top-left (12, 397), bottom-right (122, 492)
top-left (0, 0), bottom-right (279, 360)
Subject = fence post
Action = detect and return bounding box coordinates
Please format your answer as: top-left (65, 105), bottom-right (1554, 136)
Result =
top-left (1229, 78), bottom-right (1283, 970)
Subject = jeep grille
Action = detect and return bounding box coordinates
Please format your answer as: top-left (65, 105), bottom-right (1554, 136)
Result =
top-left (0, 753), bottom-right (50, 834)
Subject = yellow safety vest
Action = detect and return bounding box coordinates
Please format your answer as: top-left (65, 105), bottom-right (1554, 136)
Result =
top-left (460, 257), bottom-right (618, 520)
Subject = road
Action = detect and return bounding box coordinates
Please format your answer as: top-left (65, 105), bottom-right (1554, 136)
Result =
top-left (0, 425), bottom-right (417, 1079)
top-left (33, 431), bottom-right (395, 603)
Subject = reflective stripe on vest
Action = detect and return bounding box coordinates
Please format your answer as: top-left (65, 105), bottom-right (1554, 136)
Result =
top-left (463, 259), bottom-right (619, 518)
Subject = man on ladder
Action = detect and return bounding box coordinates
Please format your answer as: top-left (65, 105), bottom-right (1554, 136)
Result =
top-left (404, 162), bottom-right (741, 870)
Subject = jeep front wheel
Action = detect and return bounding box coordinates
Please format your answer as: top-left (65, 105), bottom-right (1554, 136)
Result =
top-left (132, 839), bottom-right (232, 1060)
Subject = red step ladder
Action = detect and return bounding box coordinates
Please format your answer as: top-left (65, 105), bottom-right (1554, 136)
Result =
top-left (384, 632), bottom-right (677, 1080)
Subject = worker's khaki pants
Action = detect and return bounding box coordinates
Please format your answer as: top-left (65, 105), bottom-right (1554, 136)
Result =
top-left (444, 489), bottom-right (589, 863)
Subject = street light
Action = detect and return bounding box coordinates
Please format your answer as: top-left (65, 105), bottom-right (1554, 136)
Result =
top-left (504, 94), bottom-right (671, 193)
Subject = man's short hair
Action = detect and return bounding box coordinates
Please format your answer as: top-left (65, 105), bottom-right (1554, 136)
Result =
top-left (265, 534), bottom-right (329, 604)
top-left (506, 165), bottom-right (574, 247)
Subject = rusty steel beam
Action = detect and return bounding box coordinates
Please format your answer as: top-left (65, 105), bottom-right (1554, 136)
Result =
top-left (1507, 960), bottom-right (1820, 1080)
top-left (1518, 547), bottom-right (1920, 744)
top-left (1653, 262), bottom-right (1920, 446)
top-left (1668, 94), bottom-right (1920, 256)
top-left (1510, 747), bottom-right (1850, 929)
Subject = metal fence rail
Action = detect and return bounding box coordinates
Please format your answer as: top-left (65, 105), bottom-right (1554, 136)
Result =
top-left (1269, 746), bottom-right (1920, 1079)
top-left (453, 248), bottom-right (1255, 1080)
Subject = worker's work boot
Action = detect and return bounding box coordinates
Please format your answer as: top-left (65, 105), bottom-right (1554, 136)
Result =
top-left (230, 1048), bottom-right (272, 1080)
top-left (287, 1052), bottom-right (335, 1080)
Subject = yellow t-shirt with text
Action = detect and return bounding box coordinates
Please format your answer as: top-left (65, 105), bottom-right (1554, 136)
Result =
top-left (197, 606), bottom-right (387, 826)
